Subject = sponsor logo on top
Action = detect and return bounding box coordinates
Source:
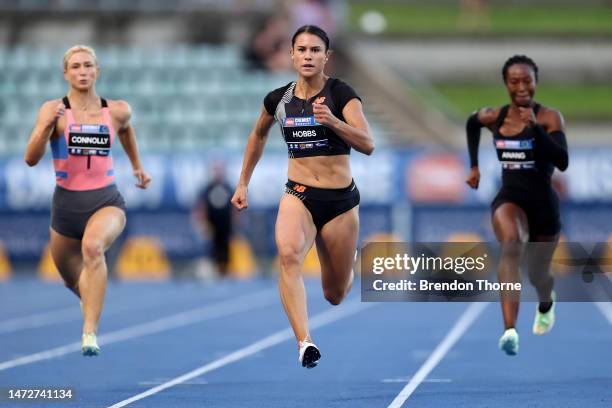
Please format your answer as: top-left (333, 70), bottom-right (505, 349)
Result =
top-left (495, 139), bottom-right (533, 150)
top-left (284, 116), bottom-right (318, 127)
top-left (70, 124), bottom-right (109, 134)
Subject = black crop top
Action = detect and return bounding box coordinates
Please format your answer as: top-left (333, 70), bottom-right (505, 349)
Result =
top-left (263, 78), bottom-right (361, 158)
top-left (492, 104), bottom-right (555, 194)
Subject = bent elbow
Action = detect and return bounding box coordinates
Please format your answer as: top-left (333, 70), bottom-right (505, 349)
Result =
top-left (362, 139), bottom-right (375, 156)
top-left (557, 155), bottom-right (569, 172)
top-left (555, 152), bottom-right (569, 171)
top-left (359, 144), bottom-right (374, 156)
top-left (24, 155), bottom-right (38, 167)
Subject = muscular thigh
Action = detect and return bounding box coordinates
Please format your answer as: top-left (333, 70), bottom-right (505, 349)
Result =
top-left (82, 206), bottom-right (126, 250)
top-left (316, 206), bottom-right (359, 285)
top-left (526, 233), bottom-right (559, 273)
top-left (492, 202), bottom-right (529, 243)
top-left (50, 228), bottom-right (83, 278)
top-left (275, 195), bottom-right (317, 259)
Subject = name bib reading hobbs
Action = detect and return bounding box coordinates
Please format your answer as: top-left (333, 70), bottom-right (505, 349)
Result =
top-left (282, 116), bottom-right (329, 152)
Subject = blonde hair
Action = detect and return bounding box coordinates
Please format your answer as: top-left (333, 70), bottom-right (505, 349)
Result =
top-left (63, 45), bottom-right (98, 70)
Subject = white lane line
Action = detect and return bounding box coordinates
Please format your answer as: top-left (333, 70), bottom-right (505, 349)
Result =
top-left (0, 283), bottom-right (250, 335)
top-left (106, 299), bottom-right (374, 408)
top-left (387, 302), bottom-right (488, 408)
top-left (0, 306), bottom-right (78, 335)
top-left (598, 270), bottom-right (612, 324)
top-left (382, 377), bottom-right (452, 384)
top-left (0, 285), bottom-right (236, 335)
top-left (594, 302), bottom-right (612, 325)
top-left (0, 289), bottom-right (277, 372)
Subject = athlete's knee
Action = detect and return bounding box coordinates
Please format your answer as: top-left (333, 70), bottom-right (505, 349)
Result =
top-left (528, 267), bottom-right (553, 286)
top-left (81, 237), bottom-right (105, 264)
top-left (277, 245), bottom-right (302, 269)
top-left (64, 280), bottom-right (80, 297)
top-left (499, 230), bottom-right (527, 256)
top-left (499, 228), bottom-right (527, 244)
top-left (323, 287), bottom-right (346, 306)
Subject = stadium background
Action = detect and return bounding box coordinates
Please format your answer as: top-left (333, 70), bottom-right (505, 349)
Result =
top-left (1, 2), bottom-right (611, 408)
top-left (0, 0), bottom-right (610, 281)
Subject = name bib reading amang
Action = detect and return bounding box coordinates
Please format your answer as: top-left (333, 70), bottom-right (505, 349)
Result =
top-left (68, 124), bottom-right (111, 156)
top-left (282, 116), bottom-right (329, 152)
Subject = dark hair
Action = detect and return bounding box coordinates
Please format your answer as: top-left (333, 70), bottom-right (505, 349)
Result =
top-left (502, 55), bottom-right (539, 83)
top-left (291, 25), bottom-right (330, 51)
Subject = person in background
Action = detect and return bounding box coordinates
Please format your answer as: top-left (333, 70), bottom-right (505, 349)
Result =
top-left (194, 162), bottom-right (234, 277)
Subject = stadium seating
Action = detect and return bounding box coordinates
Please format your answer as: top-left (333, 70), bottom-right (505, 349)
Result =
top-left (0, 45), bottom-right (294, 153)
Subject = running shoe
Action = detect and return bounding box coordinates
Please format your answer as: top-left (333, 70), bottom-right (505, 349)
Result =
top-left (298, 339), bottom-right (321, 369)
top-left (533, 291), bottom-right (556, 335)
top-left (82, 332), bottom-right (100, 356)
top-left (499, 328), bottom-right (519, 356)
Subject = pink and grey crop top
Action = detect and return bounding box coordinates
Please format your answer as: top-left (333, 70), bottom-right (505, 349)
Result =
top-left (51, 96), bottom-right (116, 191)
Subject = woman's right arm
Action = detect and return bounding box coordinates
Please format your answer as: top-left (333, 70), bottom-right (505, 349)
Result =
top-left (465, 107), bottom-right (499, 189)
top-left (24, 100), bottom-right (65, 166)
top-left (231, 106), bottom-right (275, 210)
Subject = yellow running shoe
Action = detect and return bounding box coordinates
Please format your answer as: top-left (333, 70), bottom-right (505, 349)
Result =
top-left (533, 291), bottom-right (556, 335)
top-left (82, 332), bottom-right (100, 356)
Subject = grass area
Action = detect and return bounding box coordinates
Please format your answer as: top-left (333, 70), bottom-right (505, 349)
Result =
top-left (349, 4), bottom-right (612, 36)
top-left (427, 84), bottom-right (612, 121)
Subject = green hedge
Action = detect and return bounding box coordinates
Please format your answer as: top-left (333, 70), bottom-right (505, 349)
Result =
top-left (349, 4), bottom-right (612, 36)
top-left (428, 84), bottom-right (612, 121)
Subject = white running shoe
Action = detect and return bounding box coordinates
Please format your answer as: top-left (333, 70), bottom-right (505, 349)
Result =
top-left (498, 328), bottom-right (519, 356)
top-left (533, 291), bottom-right (556, 335)
top-left (298, 339), bottom-right (321, 369)
top-left (82, 332), bottom-right (100, 356)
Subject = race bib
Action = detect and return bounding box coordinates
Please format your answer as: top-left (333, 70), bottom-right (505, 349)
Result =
top-left (495, 138), bottom-right (535, 170)
top-left (282, 116), bottom-right (329, 152)
top-left (68, 124), bottom-right (111, 156)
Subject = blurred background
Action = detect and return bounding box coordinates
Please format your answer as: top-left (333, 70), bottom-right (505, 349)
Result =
top-left (0, 0), bottom-right (610, 282)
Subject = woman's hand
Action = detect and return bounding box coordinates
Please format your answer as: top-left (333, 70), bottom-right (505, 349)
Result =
top-left (45, 102), bottom-right (65, 128)
top-left (133, 168), bottom-right (151, 189)
top-left (466, 166), bottom-right (481, 189)
top-left (313, 103), bottom-right (339, 128)
top-left (518, 107), bottom-right (537, 127)
top-left (231, 184), bottom-right (249, 210)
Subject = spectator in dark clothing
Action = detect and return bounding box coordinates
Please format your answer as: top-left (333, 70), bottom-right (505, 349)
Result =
top-left (194, 162), bottom-right (233, 276)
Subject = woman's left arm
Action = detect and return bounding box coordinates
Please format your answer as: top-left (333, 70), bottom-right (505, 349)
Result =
top-left (112, 100), bottom-right (152, 189)
top-left (521, 107), bottom-right (568, 171)
top-left (313, 99), bottom-right (374, 155)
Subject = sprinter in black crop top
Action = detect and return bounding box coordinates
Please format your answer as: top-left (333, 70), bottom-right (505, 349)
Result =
top-left (465, 55), bottom-right (569, 357)
top-left (231, 25), bottom-right (374, 369)
top-left (263, 77), bottom-right (360, 158)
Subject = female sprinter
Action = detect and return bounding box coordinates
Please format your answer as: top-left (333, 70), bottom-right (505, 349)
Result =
top-left (232, 25), bottom-right (374, 368)
top-left (465, 55), bottom-right (568, 355)
top-left (25, 45), bottom-right (151, 356)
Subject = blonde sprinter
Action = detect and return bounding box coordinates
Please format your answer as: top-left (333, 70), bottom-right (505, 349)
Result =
top-left (25, 45), bottom-right (151, 355)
